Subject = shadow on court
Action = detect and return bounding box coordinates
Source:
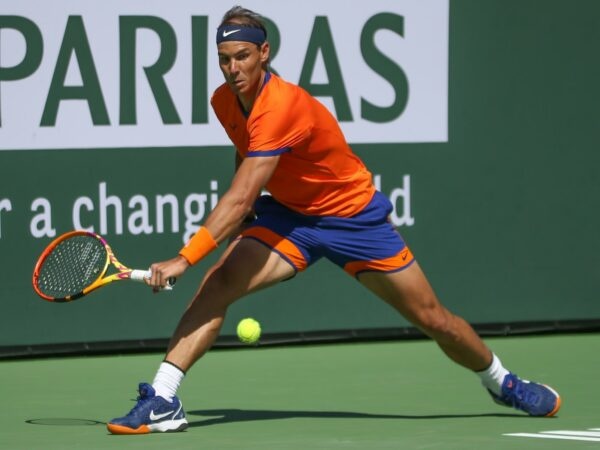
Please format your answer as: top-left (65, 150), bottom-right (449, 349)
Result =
top-left (187, 408), bottom-right (524, 427)
top-left (22, 410), bottom-right (525, 428)
top-left (26, 418), bottom-right (105, 426)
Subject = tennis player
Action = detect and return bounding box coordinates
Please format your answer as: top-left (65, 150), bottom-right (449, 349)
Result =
top-left (107, 6), bottom-right (561, 434)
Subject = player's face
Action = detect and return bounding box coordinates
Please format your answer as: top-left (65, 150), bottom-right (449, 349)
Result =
top-left (218, 41), bottom-right (269, 101)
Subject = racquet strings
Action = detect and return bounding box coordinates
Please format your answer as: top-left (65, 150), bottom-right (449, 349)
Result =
top-left (36, 235), bottom-right (107, 298)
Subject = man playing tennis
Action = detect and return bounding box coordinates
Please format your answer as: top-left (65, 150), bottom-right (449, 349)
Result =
top-left (107, 6), bottom-right (561, 434)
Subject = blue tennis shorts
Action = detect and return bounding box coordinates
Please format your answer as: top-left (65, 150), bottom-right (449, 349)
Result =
top-left (240, 191), bottom-right (415, 278)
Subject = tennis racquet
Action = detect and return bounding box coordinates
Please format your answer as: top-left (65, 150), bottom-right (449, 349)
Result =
top-left (32, 230), bottom-right (174, 302)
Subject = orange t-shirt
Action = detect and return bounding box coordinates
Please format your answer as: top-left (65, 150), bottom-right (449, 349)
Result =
top-left (211, 73), bottom-right (375, 217)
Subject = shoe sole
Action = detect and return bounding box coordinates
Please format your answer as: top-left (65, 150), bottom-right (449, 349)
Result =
top-left (107, 418), bottom-right (188, 435)
top-left (543, 384), bottom-right (561, 417)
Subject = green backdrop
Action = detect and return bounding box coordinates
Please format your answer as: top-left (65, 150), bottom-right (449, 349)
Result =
top-left (1, 0), bottom-right (598, 352)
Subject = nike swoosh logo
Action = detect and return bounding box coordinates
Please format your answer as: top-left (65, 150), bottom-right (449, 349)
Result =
top-left (223, 29), bottom-right (241, 37)
top-left (149, 410), bottom-right (174, 421)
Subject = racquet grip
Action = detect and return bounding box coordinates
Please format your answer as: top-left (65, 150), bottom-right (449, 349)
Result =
top-left (130, 269), bottom-right (152, 281)
top-left (130, 269), bottom-right (176, 290)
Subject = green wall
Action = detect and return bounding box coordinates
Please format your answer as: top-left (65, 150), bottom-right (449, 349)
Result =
top-left (1, 0), bottom-right (598, 349)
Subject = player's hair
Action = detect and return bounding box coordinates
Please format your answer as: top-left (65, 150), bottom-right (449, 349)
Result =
top-left (220, 6), bottom-right (269, 68)
top-left (220, 6), bottom-right (268, 41)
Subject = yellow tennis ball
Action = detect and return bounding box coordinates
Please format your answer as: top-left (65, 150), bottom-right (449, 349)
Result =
top-left (237, 318), bottom-right (261, 344)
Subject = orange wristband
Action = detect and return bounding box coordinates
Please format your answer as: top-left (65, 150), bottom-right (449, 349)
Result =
top-left (179, 226), bottom-right (218, 265)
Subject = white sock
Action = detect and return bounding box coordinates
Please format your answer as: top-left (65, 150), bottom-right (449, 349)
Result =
top-left (152, 361), bottom-right (185, 402)
top-left (476, 353), bottom-right (509, 395)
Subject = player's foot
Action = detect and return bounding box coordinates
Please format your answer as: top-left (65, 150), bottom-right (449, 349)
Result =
top-left (107, 383), bottom-right (188, 434)
top-left (488, 373), bottom-right (561, 417)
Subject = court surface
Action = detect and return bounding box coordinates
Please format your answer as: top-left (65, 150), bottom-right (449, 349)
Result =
top-left (1, 333), bottom-right (597, 450)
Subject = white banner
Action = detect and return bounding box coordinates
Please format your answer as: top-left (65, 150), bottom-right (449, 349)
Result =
top-left (0, 0), bottom-right (448, 150)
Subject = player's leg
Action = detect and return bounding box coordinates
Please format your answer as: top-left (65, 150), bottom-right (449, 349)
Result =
top-left (358, 262), bottom-right (492, 370)
top-left (107, 237), bottom-right (296, 434)
top-left (357, 264), bottom-right (561, 417)
top-left (164, 236), bottom-right (296, 370)
top-left (108, 197), bottom-right (319, 434)
top-left (321, 191), bottom-right (560, 416)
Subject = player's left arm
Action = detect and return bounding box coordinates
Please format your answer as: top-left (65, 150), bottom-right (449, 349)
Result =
top-left (235, 151), bottom-right (258, 224)
top-left (147, 95), bottom-right (295, 286)
top-left (227, 151), bottom-right (258, 242)
top-left (146, 154), bottom-right (279, 288)
top-left (204, 153), bottom-right (278, 242)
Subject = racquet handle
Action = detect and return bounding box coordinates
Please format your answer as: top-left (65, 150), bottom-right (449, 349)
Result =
top-left (130, 269), bottom-right (176, 290)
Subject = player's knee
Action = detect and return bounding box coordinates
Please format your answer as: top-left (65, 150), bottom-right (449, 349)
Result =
top-left (414, 308), bottom-right (457, 341)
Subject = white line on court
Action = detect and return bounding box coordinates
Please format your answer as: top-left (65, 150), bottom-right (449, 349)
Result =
top-left (504, 429), bottom-right (600, 442)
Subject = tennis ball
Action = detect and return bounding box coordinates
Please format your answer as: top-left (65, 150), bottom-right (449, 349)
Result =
top-left (237, 318), bottom-right (261, 344)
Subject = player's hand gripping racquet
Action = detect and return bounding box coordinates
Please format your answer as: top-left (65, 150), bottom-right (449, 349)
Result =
top-left (32, 230), bottom-right (175, 302)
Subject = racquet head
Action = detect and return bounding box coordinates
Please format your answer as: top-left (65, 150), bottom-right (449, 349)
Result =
top-left (32, 231), bottom-right (110, 302)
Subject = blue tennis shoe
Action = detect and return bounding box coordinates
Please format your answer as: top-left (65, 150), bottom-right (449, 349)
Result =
top-left (107, 383), bottom-right (188, 434)
top-left (489, 373), bottom-right (561, 417)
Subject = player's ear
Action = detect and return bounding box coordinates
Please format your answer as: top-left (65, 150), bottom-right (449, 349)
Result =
top-left (259, 41), bottom-right (270, 64)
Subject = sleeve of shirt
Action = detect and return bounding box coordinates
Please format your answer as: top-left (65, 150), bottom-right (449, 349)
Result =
top-left (246, 100), bottom-right (311, 157)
